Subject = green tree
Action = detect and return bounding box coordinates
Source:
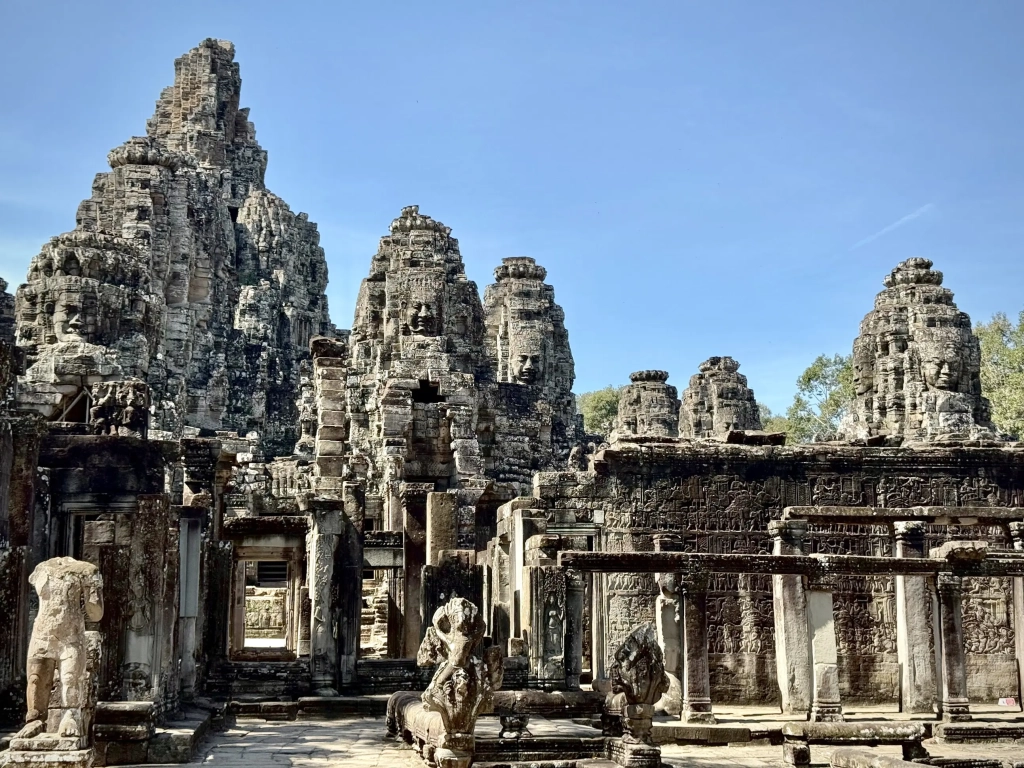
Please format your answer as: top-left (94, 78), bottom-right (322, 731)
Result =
top-left (769, 354), bottom-right (854, 443)
top-left (976, 311), bottom-right (1024, 439)
top-left (758, 403), bottom-right (791, 435)
top-left (576, 386), bottom-right (622, 435)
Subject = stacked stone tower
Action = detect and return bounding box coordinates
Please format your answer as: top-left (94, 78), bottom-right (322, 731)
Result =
top-left (841, 258), bottom-right (994, 441)
top-left (483, 256), bottom-right (579, 455)
top-left (679, 356), bottom-right (762, 439)
top-left (611, 370), bottom-right (681, 441)
top-left (14, 39), bottom-right (331, 456)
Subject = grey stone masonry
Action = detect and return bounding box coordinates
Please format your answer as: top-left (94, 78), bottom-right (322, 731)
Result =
top-left (679, 356), bottom-right (762, 439)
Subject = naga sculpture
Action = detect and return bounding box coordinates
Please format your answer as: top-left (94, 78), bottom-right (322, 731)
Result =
top-left (415, 597), bottom-right (504, 768)
top-left (608, 622), bottom-right (669, 768)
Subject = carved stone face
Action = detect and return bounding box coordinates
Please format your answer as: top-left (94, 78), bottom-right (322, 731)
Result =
top-left (852, 342), bottom-right (876, 396)
top-left (923, 352), bottom-right (962, 391)
top-left (406, 299), bottom-right (437, 335)
top-left (513, 352), bottom-right (542, 384)
top-left (46, 282), bottom-right (99, 344)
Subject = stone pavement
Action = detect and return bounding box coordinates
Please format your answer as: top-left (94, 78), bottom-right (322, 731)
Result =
top-left (141, 716), bottom-right (1024, 768)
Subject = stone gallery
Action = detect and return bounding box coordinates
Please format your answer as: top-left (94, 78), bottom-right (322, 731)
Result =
top-left (1, 39), bottom-right (1023, 768)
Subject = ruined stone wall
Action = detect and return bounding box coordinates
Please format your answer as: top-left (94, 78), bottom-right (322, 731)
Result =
top-left (14, 40), bottom-right (332, 457)
top-left (534, 442), bottom-right (1024, 704)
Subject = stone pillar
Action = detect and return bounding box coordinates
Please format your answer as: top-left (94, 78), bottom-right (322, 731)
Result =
top-left (564, 567), bottom-right (585, 690)
top-left (308, 501), bottom-right (339, 695)
top-left (1011, 522), bottom-right (1024, 709)
top-left (680, 570), bottom-right (715, 724)
top-left (935, 573), bottom-right (971, 721)
top-left (894, 521), bottom-right (937, 714)
top-left (806, 573), bottom-right (843, 722)
top-left (177, 516), bottom-right (203, 699)
top-left (770, 519), bottom-right (811, 716)
top-left (426, 492), bottom-right (458, 566)
top-left (401, 483), bottom-right (432, 657)
top-left (525, 537), bottom-right (565, 690)
top-left (334, 503), bottom-right (363, 689)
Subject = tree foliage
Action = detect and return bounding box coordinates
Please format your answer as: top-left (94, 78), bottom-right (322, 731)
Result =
top-left (976, 311), bottom-right (1024, 439)
top-left (763, 354), bottom-right (854, 443)
top-left (576, 386), bottom-right (622, 436)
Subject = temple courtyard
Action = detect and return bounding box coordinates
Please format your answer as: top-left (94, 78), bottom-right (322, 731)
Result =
top-left (159, 710), bottom-right (1024, 768)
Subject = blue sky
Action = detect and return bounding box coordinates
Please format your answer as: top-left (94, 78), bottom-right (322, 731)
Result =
top-left (2, 1), bottom-right (1022, 412)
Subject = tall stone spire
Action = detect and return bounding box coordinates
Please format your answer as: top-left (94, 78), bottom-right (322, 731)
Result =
top-left (841, 257), bottom-right (994, 442)
top-left (483, 256), bottom-right (579, 453)
top-left (14, 40), bottom-right (332, 455)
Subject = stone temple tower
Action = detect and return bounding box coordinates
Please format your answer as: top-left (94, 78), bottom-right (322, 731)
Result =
top-left (841, 257), bottom-right (994, 441)
top-left (610, 370), bottom-right (681, 441)
top-left (14, 39), bottom-right (332, 456)
top-left (482, 256), bottom-right (579, 455)
top-left (679, 356), bottom-right (762, 439)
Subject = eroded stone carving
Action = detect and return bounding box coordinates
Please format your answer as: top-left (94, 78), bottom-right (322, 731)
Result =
top-left (610, 622), bottom-right (669, 745)
top-left (679, 356), bottom-right (762, 439)
top-left (416, 597), bottom-right (503, 768)
top-left (14, 39), bottom-right (331, 455)
top-left (841, 258), bottom-right (995, 442)
top-left (17, 558), bottom-right (103, 743)
top-left (611, 371), bottom-right (680, 441)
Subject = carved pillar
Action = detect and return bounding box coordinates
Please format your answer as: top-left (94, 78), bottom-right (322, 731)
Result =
top-left (1011, 522), bottom-right (1024, 709)
top-left (177, 515), bottom-right (203, 699)
top-left (564, 567), bottom-right (585, 690)
top-left (308, 501), bottom-right (339, 695)
top-left (525, 558), bottom-right (566, 690)
top-left (935, 573), bottom-right (971, 722)
top-left (334, 501), bottom-right (363, 689)
top-left (806, 573), bottom-right (843, 722)
top-left (680, 570), bottom-right (715, 724)
top-left (893, 521), bottom-right (936, 714)
top-left (770, 520), bottom-right (811, 716)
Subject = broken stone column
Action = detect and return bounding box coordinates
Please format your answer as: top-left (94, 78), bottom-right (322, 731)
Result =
top-left (770, 519), bottom-right (812, 716)
top-left (893, 521), bottom-right (937, 714)
top-left (1011, 522), bottom-right (1024, 708)
top-left (806, 573), bottom-right (844, 722)
top-left (934, 573), bottom-right (971, 721)
top-left (680, 570), bottom-right (716, 724)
